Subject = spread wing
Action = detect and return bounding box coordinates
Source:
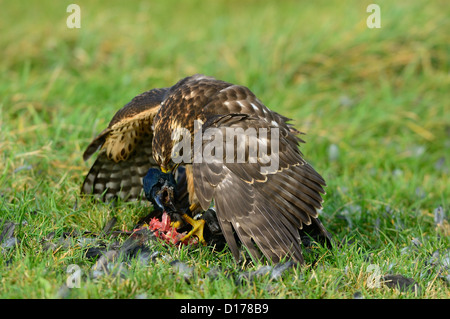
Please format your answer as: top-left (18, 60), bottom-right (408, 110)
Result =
top-left (193, 113), bottom-right (328, 263)
top-left (81, 88), bottom-right (167, 201)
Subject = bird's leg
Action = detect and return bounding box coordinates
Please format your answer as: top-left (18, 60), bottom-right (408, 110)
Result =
top-left (180, 203), bottom-right (206, 245)
top-left (181, 214), bottom-right (206, 245)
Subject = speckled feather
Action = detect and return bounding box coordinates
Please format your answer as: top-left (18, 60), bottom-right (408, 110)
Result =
top-left (81, 74), bottom-right (330, 263)
top-left (81, 88), bottom-right (166, 200)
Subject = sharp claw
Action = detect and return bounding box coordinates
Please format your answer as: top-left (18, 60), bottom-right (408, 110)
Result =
top-left (181, 213), bottom-right (206, 245)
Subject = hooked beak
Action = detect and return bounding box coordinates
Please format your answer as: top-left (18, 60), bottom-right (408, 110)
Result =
top-left (160, 166), bottom-right (170, 174)
top-left (160, 163), bottom-right (180, 174)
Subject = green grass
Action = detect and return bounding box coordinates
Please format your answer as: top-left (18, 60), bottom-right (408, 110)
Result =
top-left (0, 0), bottom-right (449, 299)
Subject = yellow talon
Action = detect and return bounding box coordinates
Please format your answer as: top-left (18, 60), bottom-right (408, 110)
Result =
top-left (180, 213), bottom-right (206, 245)
top-left (170, 220), bottom-right (182, 229)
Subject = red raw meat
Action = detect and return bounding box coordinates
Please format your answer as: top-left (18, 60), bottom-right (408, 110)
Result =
top-left (141, 212), bottom-right (198, 245)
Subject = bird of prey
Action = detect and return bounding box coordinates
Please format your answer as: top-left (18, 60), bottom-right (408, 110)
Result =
top-left (81, 74), bottom-right (331, 263)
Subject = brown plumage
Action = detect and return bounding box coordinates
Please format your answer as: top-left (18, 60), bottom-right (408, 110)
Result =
top-left (81, 88), bottom-right (166, 201)
top-left (81, 74), bottom-right (331, 263)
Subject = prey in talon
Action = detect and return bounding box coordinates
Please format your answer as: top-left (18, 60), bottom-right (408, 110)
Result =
top-left (81, 75), bottom-right (330, 263)
top-left (142, 168), bottom-right (207, 245)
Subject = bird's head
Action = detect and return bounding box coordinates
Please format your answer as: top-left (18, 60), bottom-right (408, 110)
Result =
top-left (152, 111), bottom-right (194, 173)
top-left (152, 130), bottom-right (176, 173)
top-left (143, 168), bottom-right (177, 212)
top-left (152, 143), bottom-right (175, 173)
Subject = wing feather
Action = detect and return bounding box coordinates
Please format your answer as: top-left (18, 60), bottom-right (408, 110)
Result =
top-left (192, 113), bottom-right (328, 263)
top-left (81, 88), bottom-right (167, 201)
top-left (81, 75), bottom-right (331, 263)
